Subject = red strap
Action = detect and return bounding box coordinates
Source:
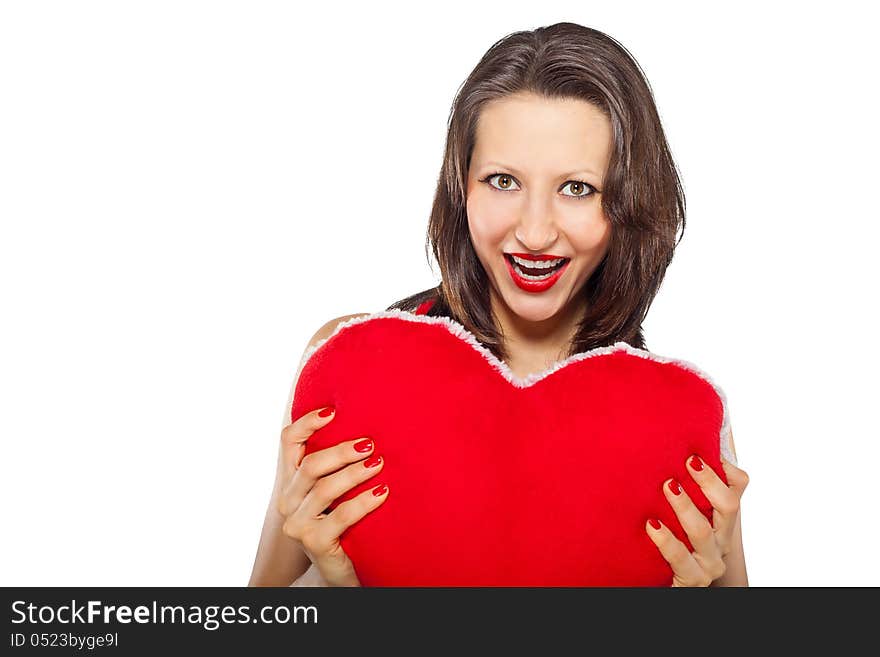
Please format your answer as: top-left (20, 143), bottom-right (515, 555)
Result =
top-left (414, 298), bottom-right (437, 315)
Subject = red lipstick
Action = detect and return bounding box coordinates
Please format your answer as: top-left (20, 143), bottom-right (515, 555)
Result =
top-left (508, 253), bottom-right (567, 261)
top-left (503, 253), bottom-right (571, 293)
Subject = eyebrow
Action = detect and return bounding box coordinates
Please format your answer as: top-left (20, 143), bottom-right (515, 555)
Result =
top-left (481, 161), bottom-right (601, 179)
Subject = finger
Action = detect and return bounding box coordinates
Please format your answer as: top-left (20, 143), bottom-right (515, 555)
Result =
top-left (280, 406), bottom-right (337, 476)
top-left (685, 454), bottom-right (741, 541)
top-left (720, 457), bottom-right (750, 498)
top-left (283, 436), bottom-right (376, 516)
top-left (662, 478), bottom-right (722, 564)
top-left (317, 482), bottom-right (390, 543)
top-left (286, 436), bottom-right (376, 508)
top-left (645, 518), bottom-right (711, 587)
top-left (296, 450), bottom-right (385, 519)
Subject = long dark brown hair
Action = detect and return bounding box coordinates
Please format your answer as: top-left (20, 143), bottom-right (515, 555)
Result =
top-left (387, 22), bottom-right (686, 362)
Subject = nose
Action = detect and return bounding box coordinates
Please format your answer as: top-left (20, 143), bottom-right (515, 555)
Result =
top-left (514, 198), bottom-right (559, 252)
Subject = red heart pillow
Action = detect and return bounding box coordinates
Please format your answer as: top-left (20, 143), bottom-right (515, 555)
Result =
top-left (291, 305), bottom-right (734, 586)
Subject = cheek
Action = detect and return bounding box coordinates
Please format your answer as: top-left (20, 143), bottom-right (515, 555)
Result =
top-left (467, 193), bottom-right (512, 249)
top-left (562, 210), bottom-right (612, 255)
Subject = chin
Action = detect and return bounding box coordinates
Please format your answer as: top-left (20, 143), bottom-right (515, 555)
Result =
top-left (498, 288), bottom-right (568, 321)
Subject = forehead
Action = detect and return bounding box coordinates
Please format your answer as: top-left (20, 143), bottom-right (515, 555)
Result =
top-left (471, 93), bottom-right (612, 176)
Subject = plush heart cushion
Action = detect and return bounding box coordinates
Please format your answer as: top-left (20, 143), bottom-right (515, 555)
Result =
top-left (291, 308), bottom-right (734, 586)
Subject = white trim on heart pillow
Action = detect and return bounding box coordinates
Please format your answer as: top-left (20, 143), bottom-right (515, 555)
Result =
top-left (293, 308), bottom-right (738, 467)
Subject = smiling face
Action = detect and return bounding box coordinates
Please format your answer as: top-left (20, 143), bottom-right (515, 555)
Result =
top-left (466, 92), bottom-right (614, 330)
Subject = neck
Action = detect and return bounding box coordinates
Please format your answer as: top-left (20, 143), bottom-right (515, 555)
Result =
top-left (490, 288), bottom-right (585, 363)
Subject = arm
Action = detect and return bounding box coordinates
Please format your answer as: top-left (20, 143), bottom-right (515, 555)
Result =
top-left (249, 489), bottom-right (312, 586)
top-left (248, 313), bottom-right (370, 587)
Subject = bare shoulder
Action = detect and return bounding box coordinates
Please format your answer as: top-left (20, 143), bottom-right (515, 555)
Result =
top-left (308, 313), bottom-right (373, 348)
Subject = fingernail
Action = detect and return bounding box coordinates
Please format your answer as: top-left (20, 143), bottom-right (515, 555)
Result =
top-left (372, 483), bottom-right (388, 496)
top-left (318, 406), bottom-right (335, 418)
top-left (354, 438), bottom-right (373, 453)
top-left (667, 479), bottom-right (682, 496)
top-left (648, 518), bottom-right (661, 530)
top-left (363, 455), bottom-right (382, 468)
top-left (689, 455), bottom-right (704, 472)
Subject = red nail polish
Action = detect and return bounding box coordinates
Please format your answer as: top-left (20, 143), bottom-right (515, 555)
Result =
top-left (363, 455), bottom-right (382, 468)
top-left (648, 518), bottom-right (661, 530)
top-left (372, 483), bottom-right (388, 496)
top-left (318, 406), bottom-right (335, 417)
top-left (689, 455), bottom-right (704, 472)
top-left (354, 438), bottom-right (373, 453)
top-left (667, 479), bottom-right (682, 496)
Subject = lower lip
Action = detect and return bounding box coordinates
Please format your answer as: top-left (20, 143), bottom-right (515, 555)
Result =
top-left (504, 255), bottom-right (570, 293)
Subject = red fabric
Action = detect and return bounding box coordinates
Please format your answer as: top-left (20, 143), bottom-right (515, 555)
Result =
top-left (292, 311), bottom-right (728, 586)
top-left (414, 298), bottom-right (436, 315)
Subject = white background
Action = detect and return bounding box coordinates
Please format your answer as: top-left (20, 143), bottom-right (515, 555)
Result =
top-left (1, 1), bottom-right (877, 586)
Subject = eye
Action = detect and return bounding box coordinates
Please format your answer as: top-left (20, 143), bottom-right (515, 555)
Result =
top-left (479, 172), bottom-right (597, 200)
top-left (560, 180), bottom-right (596, 199)
top-left (481, 173), bottom-right (520, 192)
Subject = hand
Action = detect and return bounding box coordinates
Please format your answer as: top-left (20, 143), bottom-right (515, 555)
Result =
top-left (290, 562), bottom-right (332, 587)
top-left (645, 455), bottom-right (750, 587)
top-left (276, 406), bottom-right (389, 586)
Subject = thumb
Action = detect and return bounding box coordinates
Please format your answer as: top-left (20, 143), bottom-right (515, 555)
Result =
top-left (720, 457), bottom-right (750, 497)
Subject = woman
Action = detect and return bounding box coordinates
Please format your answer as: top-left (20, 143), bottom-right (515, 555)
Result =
top-left (249, 22), bottom-right (750, 587)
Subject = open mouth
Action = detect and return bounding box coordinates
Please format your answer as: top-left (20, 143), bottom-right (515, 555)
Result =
top-left (504, 254), bottom-right (570, 281)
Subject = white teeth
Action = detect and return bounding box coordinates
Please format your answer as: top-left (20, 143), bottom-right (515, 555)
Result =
top-left (511, 255), bottom-right (566, 269)
top-left (509, 255), bottom-right (567, 281)
top-left (514, 266), bottom-right (555, 280)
